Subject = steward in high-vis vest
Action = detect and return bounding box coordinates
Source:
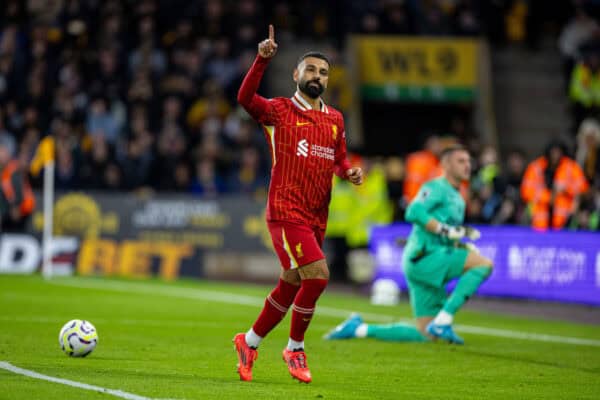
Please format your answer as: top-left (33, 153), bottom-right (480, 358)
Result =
top-left (345, 160), bottom-right (393, 248)
top-left (403, 135), bottom-right (442, 203)
top-left (569, 60), bottom-right (600, 108)
top-left (569, 55), bottom-right (600, 128)
top-left (0, 138), bottom-right (35, 231)
top-left (521, 141), bottom-right (589, 230)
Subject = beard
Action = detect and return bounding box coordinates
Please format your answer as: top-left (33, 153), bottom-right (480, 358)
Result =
top-left (299, 79), bottom-right (324, 99)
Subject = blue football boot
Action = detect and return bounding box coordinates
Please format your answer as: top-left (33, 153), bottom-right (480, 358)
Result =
top-left (426, 321), bottom-right (465, 345)
top-left (324, 313), bottom-right (363, 340)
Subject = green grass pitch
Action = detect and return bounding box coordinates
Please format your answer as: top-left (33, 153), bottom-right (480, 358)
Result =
top-left (1, 275), bottom-right (599, 400)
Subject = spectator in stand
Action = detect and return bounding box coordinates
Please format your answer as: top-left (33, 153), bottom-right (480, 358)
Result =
top-left (491, 149), bottom-right (527, 225)
top-left (470, 145), bottom-right (501, 223)
top-left (417, 1), bottom-right (452, 36)
top-left (52, 116), bottom-right (82, 190)
top-left (0, 133), bottom-right (34, 231)
top-left (521, 140), bottom-right (589, 230)
top-left (452, 0), bottom-right (481, 36)
top-left (569, 52), bottom-right (600, 129)
top-left (79, 134), bottom-right (114, 190)
top-left (161, 96), bottom-right (185, 129)
top-left (558, 6), bottom-right (598, 91)
top-left (380, 0), bottom-right (413, 34)
top-left (403, 134), bottom-right (442, 205)
top-left (383, 156), bottom-right (405, 221)
top-left (345, 157), bottom-right (393, 250)
top-left (18, 126), bottom-right (41, 167)
top-left (190, 158), bottom-right (227, 197)
top-left (227, 146), bottom-right (268, 198)
top-left (172, 161), bottom-right (192, 192)
top-left (0, 107), bottom-right (16, 145)
top-left (568, 194), bottom-right (599, 231)
top-left (86, 96), bottom-right (123, 145)
top-left (119, 134), bottom-right (154, 191)
top-left (575, 118), bottom-right (600, 189)
top-left (465, 193), bottom-right (484, 224)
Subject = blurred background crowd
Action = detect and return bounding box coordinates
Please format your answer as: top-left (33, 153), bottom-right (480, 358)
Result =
top-left (0, 0), bottom-right (599, 233)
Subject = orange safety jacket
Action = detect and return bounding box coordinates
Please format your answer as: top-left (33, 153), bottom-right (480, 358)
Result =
top-left (403, 150), bottom-right (469, 202)
top-left (521, 156), bottom-right (589, 230)
top-left (403, 150), bottom-right (441, 202)
top-left (1, 160), bottom-right (35, 217)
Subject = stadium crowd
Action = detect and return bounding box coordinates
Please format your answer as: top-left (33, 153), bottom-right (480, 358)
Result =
top-left (0, 0), bottom-right (599, 231)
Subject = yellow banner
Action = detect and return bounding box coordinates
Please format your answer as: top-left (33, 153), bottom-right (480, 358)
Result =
top-left (355, 36), bottom-right (478, 87)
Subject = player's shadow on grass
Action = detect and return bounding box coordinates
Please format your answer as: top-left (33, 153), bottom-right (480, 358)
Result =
top-left (459, 347), bottom-right (600, 374)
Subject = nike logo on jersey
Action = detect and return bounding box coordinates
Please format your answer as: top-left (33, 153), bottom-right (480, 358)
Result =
top-left (296, 121), bottom-right (311, 126)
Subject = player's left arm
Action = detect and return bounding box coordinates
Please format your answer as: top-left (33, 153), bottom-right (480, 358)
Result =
top-left (334, 118), bottom-right (362, 185)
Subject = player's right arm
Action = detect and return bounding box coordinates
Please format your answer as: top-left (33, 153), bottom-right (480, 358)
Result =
top-left (237, 24), bottom-right (279, 124)
top-left (405, 182), bottom-right (479, 241)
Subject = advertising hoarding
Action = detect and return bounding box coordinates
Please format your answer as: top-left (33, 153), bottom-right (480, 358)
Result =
top-left (371, 224), bottom-right (600, 305)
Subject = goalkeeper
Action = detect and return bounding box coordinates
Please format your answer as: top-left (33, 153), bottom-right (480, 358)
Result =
top-left (325, 145), bottom-right (493, 344)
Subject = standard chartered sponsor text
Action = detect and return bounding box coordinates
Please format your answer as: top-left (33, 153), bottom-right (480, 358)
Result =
top-left (310, 144), bottom-right (335, 160)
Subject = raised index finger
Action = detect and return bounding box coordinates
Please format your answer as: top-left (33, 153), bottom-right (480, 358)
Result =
top-left (269, 24), bottom-right (275, 41)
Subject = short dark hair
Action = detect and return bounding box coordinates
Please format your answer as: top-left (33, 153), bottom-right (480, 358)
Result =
top-left (297, 51), bottom-right (330, 67)
top-left (544, 139), bottom-right (568, 159)
top-left (440, 144), bottom-right (468, 160)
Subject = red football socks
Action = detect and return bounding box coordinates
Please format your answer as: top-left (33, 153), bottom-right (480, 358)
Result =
top-left (252, 278), bottom-right (300, 337)
top-left (290, 279), bottom-right (328, 342)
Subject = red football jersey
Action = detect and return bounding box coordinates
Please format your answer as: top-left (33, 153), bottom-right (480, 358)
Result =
top-left (238, 56), bottom-right (351, 229)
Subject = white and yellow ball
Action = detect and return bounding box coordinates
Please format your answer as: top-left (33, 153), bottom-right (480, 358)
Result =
top-left (59, 319), bottom-right (98, 357)
top-left (370, 279), bottom-right (401, 306)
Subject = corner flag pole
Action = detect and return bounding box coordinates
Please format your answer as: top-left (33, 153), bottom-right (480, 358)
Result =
top-left (30, 136), bottom-right (55, 280)
top-left (41, 160), bottom-right (55, 280)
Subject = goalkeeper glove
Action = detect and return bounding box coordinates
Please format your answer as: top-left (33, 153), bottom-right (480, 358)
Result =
top-left (458, 241), bottom-right (480, 253)
top-left (436, 223), bottom-right (481, 241)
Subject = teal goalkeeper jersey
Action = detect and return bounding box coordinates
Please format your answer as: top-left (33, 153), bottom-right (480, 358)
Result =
top-left (404, 177), bottom-right (465, 257)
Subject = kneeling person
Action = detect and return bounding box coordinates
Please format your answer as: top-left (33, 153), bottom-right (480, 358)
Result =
top-left (326, 145), bottom-right (493, 345)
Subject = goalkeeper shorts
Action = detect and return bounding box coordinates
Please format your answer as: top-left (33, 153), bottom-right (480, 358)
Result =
top-left (403, 246), bottom-right (468, 317)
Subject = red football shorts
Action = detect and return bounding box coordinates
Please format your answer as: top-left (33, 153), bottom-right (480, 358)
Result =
top-left (267, 220), bottom-right (326, 269)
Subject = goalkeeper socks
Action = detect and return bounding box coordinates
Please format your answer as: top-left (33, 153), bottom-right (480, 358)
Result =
top-left (366, 323), bottom-right (428, 342)
top-left (443, 266), bottom-right (492, 315)
top-left (355, 324), bottom-right (368, 338)
top-left (433, 310), bottom-right (453, 325)
top-left (252, 278), bottom-right (300, 339)
top-left (290, 278), bottom-right (328, 341)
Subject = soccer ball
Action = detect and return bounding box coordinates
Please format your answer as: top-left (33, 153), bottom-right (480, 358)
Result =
top-left (370, 278), bottom-right (401, 306)
top-left (59, 319), bottom-right (98, 357)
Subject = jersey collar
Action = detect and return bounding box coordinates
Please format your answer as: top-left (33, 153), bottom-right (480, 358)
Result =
top-left (291, 91), bottom-right (329, 113)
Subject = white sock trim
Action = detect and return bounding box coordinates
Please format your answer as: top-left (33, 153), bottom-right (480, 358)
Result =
top-left (245, 328), bottom-right (262, 348)
top-left (287, 338), bottom-right (304, 351)
top-left (433, 310), bottom-right (454, 326)
top-left (355, 323), bottom-right (368, 338)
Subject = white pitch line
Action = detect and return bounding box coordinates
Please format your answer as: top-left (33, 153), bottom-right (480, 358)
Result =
top-left (0, 362), bottom-right (179, 400)
top-left (0, 315), bottom-right (222, 328)
top-left (454, 325), bottom-right (600, 347)
top-left (48, 279), bottom-right (600, 347)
